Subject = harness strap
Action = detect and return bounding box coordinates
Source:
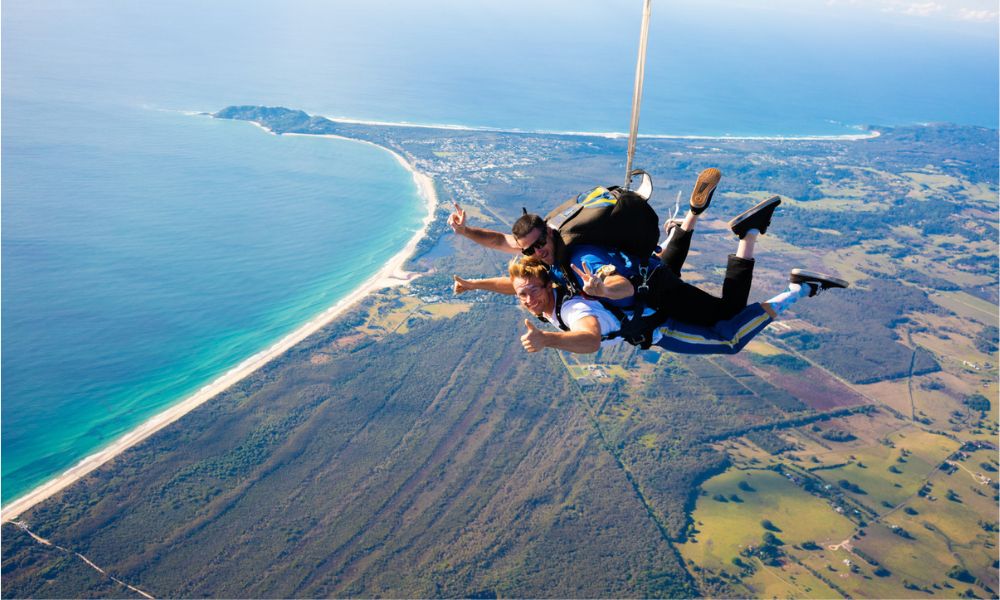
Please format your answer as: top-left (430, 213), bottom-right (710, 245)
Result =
top-left (600, 302), bottom-right (664, 349)
top-left (552, 285), bottom-right (572, 331)
top-left (556, 261), bottom-right (581, 297)
top-left (600, 304), bottom-right (630, 341)
top-left (600, 258), bottom-right (663, 348)
top-left (547, 269), bottom-right (662, 349)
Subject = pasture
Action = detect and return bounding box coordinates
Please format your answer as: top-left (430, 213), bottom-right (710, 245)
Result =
top-left (679, 468), bottom-right (855, 570)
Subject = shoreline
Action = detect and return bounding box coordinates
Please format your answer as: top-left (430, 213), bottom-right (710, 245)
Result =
top-left (313, 112), bottom-right (883, 142)
top-left (1, 130), bottom-right (439, 524)
top-left (187, 108), bottom-right (883, 142)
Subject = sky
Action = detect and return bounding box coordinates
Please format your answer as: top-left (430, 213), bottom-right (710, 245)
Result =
top-left (3, 0), bottom-right (997, 132)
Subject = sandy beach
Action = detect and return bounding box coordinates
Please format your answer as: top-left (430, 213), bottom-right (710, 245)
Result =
top-left (314, 112), bottom-right (882, 142)
top-left (1, 132), bottom-right (439, 524)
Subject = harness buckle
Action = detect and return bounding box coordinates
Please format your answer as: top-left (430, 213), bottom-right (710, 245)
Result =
top-left (636, 265), bottom-right (651, 293)
top-left (626, 331), bottom-right (652, 350)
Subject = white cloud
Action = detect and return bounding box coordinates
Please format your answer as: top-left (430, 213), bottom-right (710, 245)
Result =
top-left (957, 7), bottom-right (999, 21)
top-left (816, 0), bottom-right (996, 22)
top-left (880, 1), bottom-right (945, 17)
top-left (903, 2), bottom-right (944, 16)
top-left (720, 0), bottom-right (998, 25)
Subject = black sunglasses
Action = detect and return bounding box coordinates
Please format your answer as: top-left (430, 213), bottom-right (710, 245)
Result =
top-left (520, 228), bottom-right (548, 256)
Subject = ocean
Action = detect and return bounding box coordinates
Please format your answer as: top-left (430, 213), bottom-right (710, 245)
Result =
top-left (2, 0), bottom-right (997, 505)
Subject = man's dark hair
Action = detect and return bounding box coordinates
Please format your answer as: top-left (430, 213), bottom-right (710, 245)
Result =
top-left (512, 212), bottom-right (545, 239)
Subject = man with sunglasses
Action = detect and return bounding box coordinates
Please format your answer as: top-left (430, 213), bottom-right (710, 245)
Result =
top-left (449, 168), bottom-right (783, 327)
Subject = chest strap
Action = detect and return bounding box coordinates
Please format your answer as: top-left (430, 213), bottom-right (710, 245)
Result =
top-left (536, 284), bottom-right (573, 331)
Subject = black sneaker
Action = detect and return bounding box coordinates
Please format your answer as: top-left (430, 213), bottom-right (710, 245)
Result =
top-left (728, 195), bottom-right (781, 239)
top-left (689, 168), bottom-right (721, 215)
top-left (790, 268), bottom-right (849, 297)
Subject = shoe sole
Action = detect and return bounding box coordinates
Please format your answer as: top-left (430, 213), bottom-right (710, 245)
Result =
top-left (790, 268), bottom-right (849, 289)
top-left (728, 195), bottom-right (781, 233)
top-left (689, 168), bottom-right (721, 215)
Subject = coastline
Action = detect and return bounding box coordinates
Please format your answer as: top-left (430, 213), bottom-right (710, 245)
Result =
top-left (314, 112), bottom-right (883, 142)
top-left (204, 108), bottom-right (882, 142)
top-left (1, 133), bottom-right (439, 524)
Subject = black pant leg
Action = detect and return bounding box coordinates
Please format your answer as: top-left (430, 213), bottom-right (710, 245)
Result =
top-left (659, 224), bottom-right (692, 276)
top-left (645, 267), bottom-right (724, 326)
top-left (647, 254), bottom-right (756, 326)
top-left (719, 254), bottom-right (755, 320)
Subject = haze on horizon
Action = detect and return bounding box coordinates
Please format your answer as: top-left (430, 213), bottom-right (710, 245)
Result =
top-left (5, 0), bottom-right (995, 135)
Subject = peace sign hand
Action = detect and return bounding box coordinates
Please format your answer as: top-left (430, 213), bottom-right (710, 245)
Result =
top-left (447, 202), bottom-right (467, 234)
top-left (570, 262), bottom-right (607, 298)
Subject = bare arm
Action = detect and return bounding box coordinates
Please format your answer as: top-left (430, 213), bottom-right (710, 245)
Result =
top-left (453, 275), bottom-right (515, 296)
top-left (448, 202), bottom-right (521, 253)
top-left (462, 226), bottom-right (521, 253)
top-left (520, 316), bottom-right (602, 354)
top-left (595, 274), bottom-right (635, 300)
top-left (570, 264), bottom-right (636, 300)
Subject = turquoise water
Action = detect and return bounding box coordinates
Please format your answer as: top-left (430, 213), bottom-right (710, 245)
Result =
top-left (2, 0), bottom-right (997, 505)
top-left (2, 100), bottom-right (425, 503)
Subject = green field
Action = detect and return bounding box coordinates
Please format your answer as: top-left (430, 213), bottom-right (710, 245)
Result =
top-left (680, 469), bottom-right (856, 570)
top-left (808, 429), bottom-right (960, 511)
top-left (685, 421), bottom-right (995, 598)
top-left (929, 291), bottom-right (1000, 328)
top-left (745, 558), bottom-right (842, 599)
top-left (847, 521), bottom-right (971, 596)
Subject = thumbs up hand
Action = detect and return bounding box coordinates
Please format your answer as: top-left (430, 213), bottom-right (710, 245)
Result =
top-left (453, 275), bottom-right (472, 295)
top-left (521, 319), bottom-right (546, 353)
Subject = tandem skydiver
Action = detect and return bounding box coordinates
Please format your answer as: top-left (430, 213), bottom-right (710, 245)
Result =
top-left (449, 168), bottom-right (819, 329)
top-left (457, 254), bottom-right (846, 356)
top-left (449, 168), bottom-right (848, 354)
top-left (523, 256), bottom-right (839, 355)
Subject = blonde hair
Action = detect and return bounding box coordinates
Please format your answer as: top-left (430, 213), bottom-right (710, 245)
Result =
top-left (508, 255), bottom-right (551, 284)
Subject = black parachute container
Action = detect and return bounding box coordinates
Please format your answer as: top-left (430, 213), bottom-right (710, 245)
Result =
top-left (544, 176), bottom-right (660, 260)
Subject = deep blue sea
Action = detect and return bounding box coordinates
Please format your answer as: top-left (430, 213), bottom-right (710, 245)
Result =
top-left (2, 0), bottom-right (997, 505)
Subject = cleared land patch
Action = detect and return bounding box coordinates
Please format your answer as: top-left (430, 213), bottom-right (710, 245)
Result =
top-left (745, 340), bottom-right (784, 356)
top-left (680, 469), bottom-right (856, 570)
top-left (928, 291), bottom-right (999, 328)
top-left (807, 429), bottom-right (958, 511)
top-left (734, 350), bottom-right (868, 411)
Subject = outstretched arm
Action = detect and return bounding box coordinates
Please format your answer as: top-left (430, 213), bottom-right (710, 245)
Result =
top-left (448, 202), bottom-right (521, 253)
top-left (520, 317), bottom-right (602, 354)
top-left (453, 275), bottom-right (515, 296)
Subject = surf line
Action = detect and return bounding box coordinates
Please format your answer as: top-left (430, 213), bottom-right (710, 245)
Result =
top-left (311, 113), bottom-right (883, 142)
top-left (11, 520), bottom-right (156, 599)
